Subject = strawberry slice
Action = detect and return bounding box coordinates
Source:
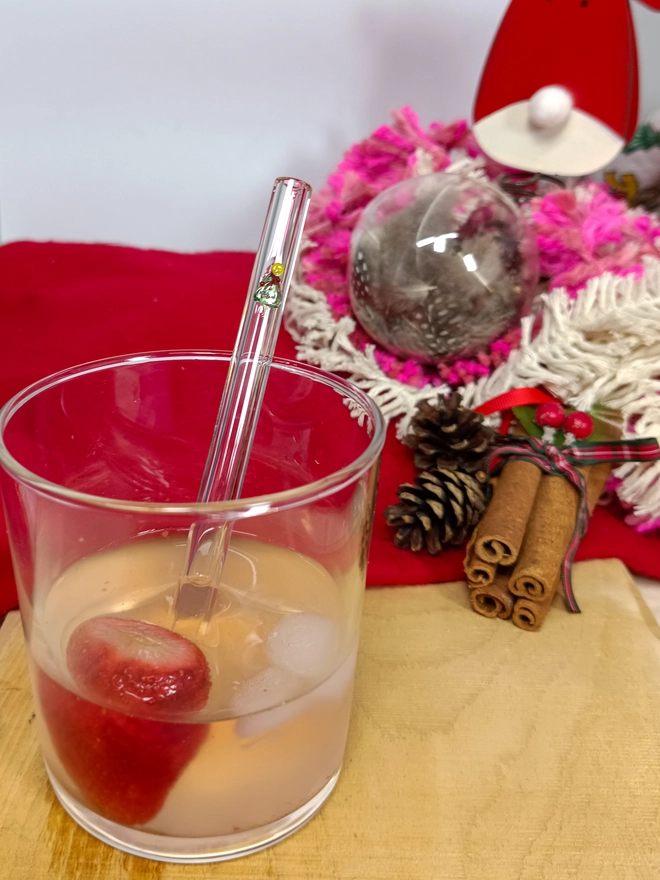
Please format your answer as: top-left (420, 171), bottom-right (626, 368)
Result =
top-left (66, 616), bottom-right (211, 716)
top-left (35, 617), bottom-right (213, 826)
top-left (37, 668), bottom-right (208, 826)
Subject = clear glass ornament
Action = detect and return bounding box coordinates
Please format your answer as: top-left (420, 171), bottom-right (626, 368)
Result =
top-left (349, 172), bottom-right (539, 364)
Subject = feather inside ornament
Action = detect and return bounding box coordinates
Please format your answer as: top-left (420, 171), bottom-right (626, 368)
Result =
top-left (348, 172), bottom-right (539, 364)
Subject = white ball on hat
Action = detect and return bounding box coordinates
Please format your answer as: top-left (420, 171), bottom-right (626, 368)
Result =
top-left (528, 85), bottom-right (574, 129)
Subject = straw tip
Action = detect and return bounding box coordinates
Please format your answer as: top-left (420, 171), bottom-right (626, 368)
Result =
top-left (274, 177), bottom-right (312, 195)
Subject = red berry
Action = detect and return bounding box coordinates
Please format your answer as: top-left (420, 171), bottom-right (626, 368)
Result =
top-left (67, 616), bottom-right (212, 716)
top-left (564, 410), bottom-right (594, 440)
top-left (534, 401), bottom-right (565, 429)
top-left (37, 667), bottom-right (208, 825)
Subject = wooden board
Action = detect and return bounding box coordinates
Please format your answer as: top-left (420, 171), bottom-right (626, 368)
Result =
top-left (2, 559), bottom-right (660, 879)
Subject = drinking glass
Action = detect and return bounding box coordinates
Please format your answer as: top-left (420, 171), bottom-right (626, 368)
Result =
top-left (0, 351), bottom-right (385, 863)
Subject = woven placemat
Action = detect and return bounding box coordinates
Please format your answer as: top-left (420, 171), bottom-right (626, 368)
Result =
top-left (1, 559), bottom-right (660, 878)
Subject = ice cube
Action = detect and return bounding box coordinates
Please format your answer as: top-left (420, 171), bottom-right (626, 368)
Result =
top-left (266, 613), bottom-right (339, 678)
top-left (232, 666), bottom-right (300, 716)
top-left (232, 666), bottom-right (302, 738)
top-left (314, 645), bottom-right (358, 702)
top-left (233, 642), bottom-right (358, 739)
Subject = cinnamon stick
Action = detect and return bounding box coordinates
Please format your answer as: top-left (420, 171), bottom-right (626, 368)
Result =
top-left (473, 461), bottom-right (542, 565)
top-left (508, 462), bottom-right (612, 603)
top-left (512, 591), bottom-right (556, 632)
top-left (465, 555), bottom-right (497, 588)
top-left (469, 571), bottom-right (515, 620)
top-left (463, 533), bottom-right (496, 586)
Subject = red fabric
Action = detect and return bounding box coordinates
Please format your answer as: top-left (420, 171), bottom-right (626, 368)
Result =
top-left (0, 241), bottom-right (659, 615)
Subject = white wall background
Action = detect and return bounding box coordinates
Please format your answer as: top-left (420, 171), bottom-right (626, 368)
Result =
top-left (1, 0), bottom-right (659, 253)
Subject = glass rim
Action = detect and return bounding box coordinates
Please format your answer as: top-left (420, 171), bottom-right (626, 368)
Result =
top-left (0, 350), bottom-right (386, 517)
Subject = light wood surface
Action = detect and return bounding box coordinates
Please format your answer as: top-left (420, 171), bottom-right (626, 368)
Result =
top-left (2, 559), bottom-right (660, 879)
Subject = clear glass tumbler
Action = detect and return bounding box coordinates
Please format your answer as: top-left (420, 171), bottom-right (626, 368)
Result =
top-left (0, 351), bottom-right (385, 863)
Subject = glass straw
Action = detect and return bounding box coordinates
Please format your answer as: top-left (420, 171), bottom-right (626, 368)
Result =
top-left (172, 177), bottom-right (312, 631)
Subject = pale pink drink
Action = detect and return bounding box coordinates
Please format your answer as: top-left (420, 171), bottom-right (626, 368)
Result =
top-left (0, 352), bottom-right (384, 862)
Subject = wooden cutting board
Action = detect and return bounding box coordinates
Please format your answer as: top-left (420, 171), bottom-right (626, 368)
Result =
top-left (2, 559), bottom-right (660, 880)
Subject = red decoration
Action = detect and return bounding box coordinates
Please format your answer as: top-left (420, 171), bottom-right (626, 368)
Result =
top-left (535, 401), bottom-right (565, 430)
top-left (564, 411), bottom-right (594, 440)
top-left (474, 387), bottom-right (558, 435)
top-left (474, 0), bottom-right (645, 143)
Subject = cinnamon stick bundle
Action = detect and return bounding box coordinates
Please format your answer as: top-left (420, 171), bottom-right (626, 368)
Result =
top-left (469, 571), bottom-right (515, 620)
top-left (464, 414), bottom-right (618, 631)
top-left (473, 461), bottom-right (542, 565)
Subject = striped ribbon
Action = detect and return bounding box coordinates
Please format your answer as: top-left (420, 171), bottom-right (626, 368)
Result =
top-left (483, 435), bottom-right (660, 613)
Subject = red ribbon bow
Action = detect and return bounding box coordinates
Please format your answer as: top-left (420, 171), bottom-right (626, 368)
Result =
top-left (483, 435), bottom-right (660, 612)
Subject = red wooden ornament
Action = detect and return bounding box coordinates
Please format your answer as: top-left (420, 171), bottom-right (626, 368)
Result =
top-left (473, 1), bottom-right (660, 176)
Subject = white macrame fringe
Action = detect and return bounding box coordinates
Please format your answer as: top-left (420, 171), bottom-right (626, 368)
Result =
top-left (286, 255), bottom-right (660, 526)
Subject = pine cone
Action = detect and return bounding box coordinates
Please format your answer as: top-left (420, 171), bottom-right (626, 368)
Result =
top-left (385, 468), bottom-right (488, 555)
top-left (405, 392), bottom-right (495, 472)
